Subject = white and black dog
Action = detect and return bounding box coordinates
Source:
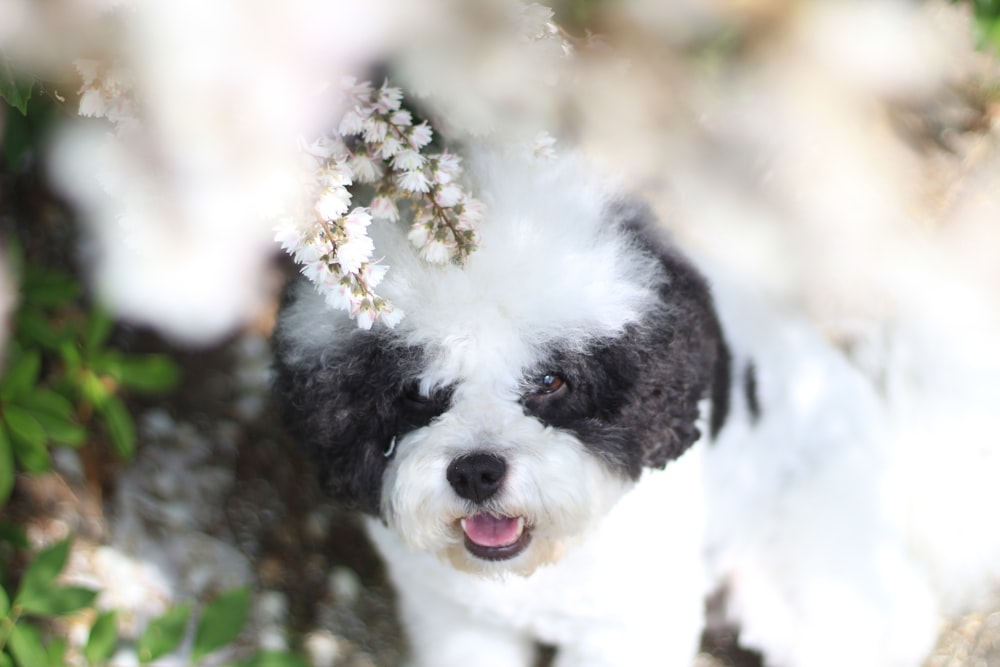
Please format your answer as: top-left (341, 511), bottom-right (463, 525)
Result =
top-left (273, 151), bottom-right (1000, 666)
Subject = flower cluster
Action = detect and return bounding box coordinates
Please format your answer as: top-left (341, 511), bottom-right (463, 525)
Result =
top-left (338, 78), bottom-right (483, 265)
top-left (276, 78), bottom-right (485, 329)
top-left (74, 59), bottom-right (138, 129)
top-left (274, 140), bottom-right (402, 330)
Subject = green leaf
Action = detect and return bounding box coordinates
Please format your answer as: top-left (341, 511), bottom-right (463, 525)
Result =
top-left (0, 54), bottom-right (32, 116)
top-left (17, 389), bottom-right (74, 419)
top-left (30, 411), bottom-right (86, 449)
top-left (0, 427), bottom-right (15, 507)
top-left (7, 622), bottom-right (47, 667)
top-left (0, 351), bottom-right (40, 401)
top-left (192, 587), bottom-right (251, 662)
top-left (98, 396), bottom-right (134, 459)
top-left (3, 406), bottom-right (50, 473)
top-left (14, 538), bottom-right (71, 609)
top-left (16, 390), bottom-right (85, 447)
top-left (79, 370), bottom-right (110, 409)
top-left (0, 520), bottom-right (28, 548)
top-left (229, 651), bottom-right (312, 667)
top-left (57, 343), bottom-right (82, 376)
top-left (45, 637), bottom-right (66, 667)
top-left (14, 310), bottom-right (66, 351)
top-left (106, 356), bottom-right (180, 394)
top-left (82, 310), bottom-right (113, 355)
top-left (0, 584), bottom-right (9, 617)
top-left (21, 269), bottom-right (80, 308)
top-left (85, 611), bottom-right (118, 665)
top-left (137, 602), bottom-right (191, 664)
top-left (19, 585), bottom-right (97, 616)
top-left (0, 651), bottom-right (12, 667)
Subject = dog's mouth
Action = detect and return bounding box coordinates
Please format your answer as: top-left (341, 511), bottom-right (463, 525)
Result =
top-left (459, 513), bottom-right (531, 561)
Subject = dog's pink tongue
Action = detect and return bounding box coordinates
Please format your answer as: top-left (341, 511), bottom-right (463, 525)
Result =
top-left (463, 514), bottom-right (522, 547)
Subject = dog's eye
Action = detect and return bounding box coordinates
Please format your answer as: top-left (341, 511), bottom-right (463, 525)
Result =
top-left (531, 374), bottom-right (567, 396)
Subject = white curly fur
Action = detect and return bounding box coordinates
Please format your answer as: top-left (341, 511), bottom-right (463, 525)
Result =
top-left (276, 150), bottom-right (1000, 667)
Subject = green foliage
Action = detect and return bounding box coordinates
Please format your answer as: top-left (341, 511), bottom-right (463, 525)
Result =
top-left (0, 252), bottom-right (181, 506)
top-left (192, 587), bottom-right (251, 661)
top-left (0, 538), bottom-right (307, 666)
top-left (0, 53), bottom-right (32, 116)
top-left (13, 539), bottom-right (98, 616)
top-left (137, 602), bottom-right (192, 663)
top-left (84, 611), bottom-right (117, 665)
top-left (957, 0), bottom-right (1000, 53)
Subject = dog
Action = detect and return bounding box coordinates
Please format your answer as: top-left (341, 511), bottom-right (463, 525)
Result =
top-left (273, 150), bottom-right (1000, 666)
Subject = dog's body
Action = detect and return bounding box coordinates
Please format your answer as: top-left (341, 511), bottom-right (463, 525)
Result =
top-left (274, 151), bottom-right (999, 666)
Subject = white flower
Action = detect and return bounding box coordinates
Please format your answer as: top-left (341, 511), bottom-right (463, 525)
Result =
top-left (389, 109), bottom-right (412, 127)
top-left (323, 282), bottom-right (353, 313)
top-left (378, 136), bottom-right (402, 160)
top-left (458, 196), bottom-right (485, 227)
top-left (362, 118), bottom-right (388, 144)
top-left (354, 307), bottom-right (377, 330)
top-left (434, 183), bottom-right (463, 208)
top-left (397, 169), bottom-right (430, 193)
top-left (392, 149), bottom-right (425, 171)
top-left (341, 77), bottom-right (373, 102)
top-left (407, 222), bottom-right (431, 248)
top-left (342, 207), bottom-right (372, 238)
top-left (370, 195), bottom-right (399, 222)
top-left (295, 237), bottom-right (331, 264)
top-left (336, 234), bottom-right (374, 274)
top-left (301, 260), bottom-right (331, 285)
top-left (338, 109), bottom-right (367, 136)
top-left (303, 135), bottom-right (345, 160)
top-left (361, 261), bottom-right (389, 289)
top-left (378, 304), bottom-right (405, 328)
top-left (348, 154), bottom-right (383, 183)
top-left (320, 164), bottom-right (352, 189)
top-left (408, 122), bottom-right (433, 149)
top-left (315, 187), bottom-right (351, 220)
top-left (433, 151), bottom-right (462, 184)
top-left (273, 221), bottom-right (305, 252)
top-left (375, 85), bottom-right (403, 113)
top-left (78, 88), bottom-right (108, 118)
top-left (420, 239), bottom-right (454, 264)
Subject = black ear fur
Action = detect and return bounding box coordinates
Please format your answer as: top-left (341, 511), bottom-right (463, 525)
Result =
top-left (272, 319), bottom-right (441, 515)
top-left (609, 200), bottom-right (731, 469)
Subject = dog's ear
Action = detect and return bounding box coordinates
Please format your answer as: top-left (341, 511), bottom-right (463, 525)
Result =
top-left (523, 200), bottom-right (731, 476)
top-left (272, 329), bottom-right (400, 514)
top-left (610, 199), bottom-right (732, 469)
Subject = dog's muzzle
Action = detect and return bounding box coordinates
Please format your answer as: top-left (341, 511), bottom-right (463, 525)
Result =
top-left (446, 453), bottom-right (532, 561)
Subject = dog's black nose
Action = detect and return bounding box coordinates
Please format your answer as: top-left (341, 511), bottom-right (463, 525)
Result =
top-left (446, 453), bottom-right (507, 503)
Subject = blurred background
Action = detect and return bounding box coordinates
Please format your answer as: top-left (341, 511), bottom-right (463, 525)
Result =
top-left (1, 0), bottom-right (999, 665)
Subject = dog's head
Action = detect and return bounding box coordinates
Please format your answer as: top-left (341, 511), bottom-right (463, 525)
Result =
top-left (273, 154), bottom-right (729, 576)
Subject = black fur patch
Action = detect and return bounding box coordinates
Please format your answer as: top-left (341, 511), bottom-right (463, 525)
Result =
top-left (272, 324), bottom-right (452, 515)
top-left (521, 202), bottom-right (732, 477)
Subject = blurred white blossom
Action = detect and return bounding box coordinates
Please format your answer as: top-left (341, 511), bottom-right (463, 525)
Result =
top-left (42, 0), bottom-right (418, 343)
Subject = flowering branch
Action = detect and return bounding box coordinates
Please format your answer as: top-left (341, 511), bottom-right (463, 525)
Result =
top-left (274, 78), bottom-right (485, 329)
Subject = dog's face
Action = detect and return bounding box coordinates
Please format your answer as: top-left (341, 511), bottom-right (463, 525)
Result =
top-left (274, 156), bottom-right (729, 576)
